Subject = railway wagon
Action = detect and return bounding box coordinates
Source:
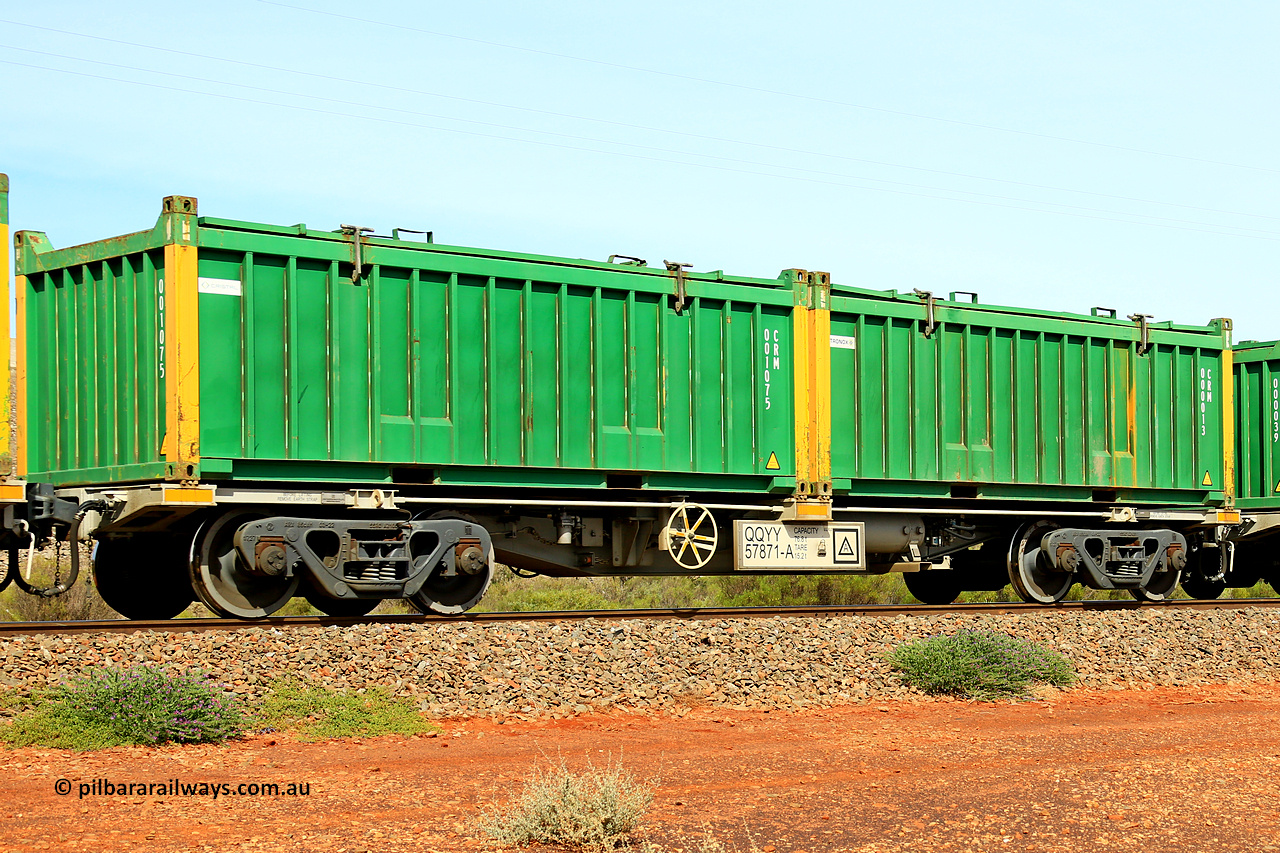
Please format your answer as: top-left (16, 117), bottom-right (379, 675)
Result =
top-left (823, 284), bottom-right (1237, 604)
top-left (0, 179), bottom-right (1242, 619)
top-left (1227, 340), bottom-right (1280, 596)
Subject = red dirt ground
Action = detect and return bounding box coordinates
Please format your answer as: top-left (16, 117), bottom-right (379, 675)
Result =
top-left (3, 683), bottom-right (1279, 852)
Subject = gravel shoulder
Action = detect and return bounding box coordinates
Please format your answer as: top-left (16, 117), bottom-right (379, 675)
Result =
top-left (3, 608), bottom-right (1280, 716)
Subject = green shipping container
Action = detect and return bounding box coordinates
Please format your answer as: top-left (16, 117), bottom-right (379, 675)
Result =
top-left (826, 286), bottom-right (1232, 506)
top-left (14, 193), bottom-right (1234, 511)
top-left (16, 198), bottom-right (798, 492)
top-left (1232, 340), bottom-right (1280, 509)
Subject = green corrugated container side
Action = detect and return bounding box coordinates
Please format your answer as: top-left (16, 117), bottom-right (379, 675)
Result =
top-left (827, 286), bottom-right (1232, 505)
top-left (17, 204), bottom-right (798, 491)
top-left (1232, 340), bottom-right (1280, 508)
top-left (18, 230), bottom-right (167, 485)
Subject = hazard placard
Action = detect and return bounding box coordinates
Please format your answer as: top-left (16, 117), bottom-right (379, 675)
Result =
top-left (1203, 471), bottom-right (1213, 487)
top-left (765, 451), bottom-right (780, 470)
top-left (833, 528), bottom-right (861, 564)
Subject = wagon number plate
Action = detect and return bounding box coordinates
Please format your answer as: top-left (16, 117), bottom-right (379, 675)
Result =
top-left (733, 521), bottom-right (866, 571)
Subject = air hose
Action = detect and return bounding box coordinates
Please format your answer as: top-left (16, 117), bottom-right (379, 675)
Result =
top-left (12, 499), bottom-right (111, 598)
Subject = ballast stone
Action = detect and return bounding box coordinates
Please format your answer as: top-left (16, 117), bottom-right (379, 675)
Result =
top-left (1, 609), bottom-right (1278, 717)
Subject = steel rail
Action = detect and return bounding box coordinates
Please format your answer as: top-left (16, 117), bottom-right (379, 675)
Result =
top-left (2, 598), bottom-right (1280, 637)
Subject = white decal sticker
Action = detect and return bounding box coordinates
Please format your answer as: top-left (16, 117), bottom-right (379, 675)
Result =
top-left (1199, 367), bottom-right (1213, 437)
top-left (198, 277), bottom-right (243, 297)
top-left (829, 334), bottom-right (856, 350)
top-left (1272, 377), bottom-right (1278, 443)
top-left (157, 276), bottom-right (165, 379)
top-left (761, 327), bottom-right (783, 411)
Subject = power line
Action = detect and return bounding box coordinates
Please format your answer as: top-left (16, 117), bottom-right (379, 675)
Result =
top-left (7, 44), bottom-right (1278, 238)
top-left (259, 0), bottom-right (1280, 177)
top-left (4, 18), bottom-right (1277, 225)
top-left (5, 56), bottom-right (1278, 245)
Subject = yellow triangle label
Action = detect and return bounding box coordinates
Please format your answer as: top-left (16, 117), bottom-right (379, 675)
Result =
top-left (1274, 479), bottom-right (1280, 494)
top-left (765, 451), bottom-right (780, 471)
top-left (1202, 471), bottom-right (1213, 487)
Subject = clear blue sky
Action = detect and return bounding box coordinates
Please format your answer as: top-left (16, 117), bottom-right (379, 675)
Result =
top-left (4, 1), bottom-right (1279, 340)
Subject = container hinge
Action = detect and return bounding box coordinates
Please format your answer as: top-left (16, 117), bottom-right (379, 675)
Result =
top-left (340, 224), bottom-right (374, 284)
top-left (608, 254), bottom-right (648, 267)
top-left (1128, 313), bottom-right (1153, 355)
top-left (913, 289), bottom-right (936, 337)
top-left (665, 260), bottom-right (692, 314)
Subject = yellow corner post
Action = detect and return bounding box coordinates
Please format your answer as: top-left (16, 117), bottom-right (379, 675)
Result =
top-left (12, 274), bottom-right (21, 478)
top-left (792, 290), bottom-right (812, 489)
top-left (810, 272), bottom-right (832, 490)
top-left (1222, 345), bottom-right (1235, 504)
top-left (3, 173), bottom-right (21, 479)
top-left (791, 271), bottom-right (832, 496)
top-left (162, 196), bottom-right (201, 481)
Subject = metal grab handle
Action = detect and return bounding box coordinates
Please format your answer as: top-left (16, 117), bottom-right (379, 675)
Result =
top-left (392, 228), bottom-right (433, 243)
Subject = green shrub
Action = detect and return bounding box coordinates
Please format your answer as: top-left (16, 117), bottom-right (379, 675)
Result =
top-left (0, 547), bottom-right (120, 623)
top-left (888, 629), bottom-right (1076, 700)
top-left (480, 759), bottom-right (654, 851)
top-left (256, 681), bottom-right (436, 741)
top-left (0, 666), bottom-right (244, 749)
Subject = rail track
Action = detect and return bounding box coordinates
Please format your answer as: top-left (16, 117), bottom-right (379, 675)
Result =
top-left (3, 598), bottom-right (1280, 636)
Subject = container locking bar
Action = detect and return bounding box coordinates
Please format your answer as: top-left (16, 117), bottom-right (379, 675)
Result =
top-left (340, 224), bottom-right (373, 284)
top-left (1128, 313), bottom-right (1153, 355)
top-left (665, 260), bottom-right (692, 314)
top-left (913, 289), bottom-right (937, 338)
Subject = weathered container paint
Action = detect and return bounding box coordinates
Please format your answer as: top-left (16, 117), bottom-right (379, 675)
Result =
top-left (14, 194), bottom-right (1236, 509)
top-left (826, 287), bottom-right (1233, 506)
top-left (16, 200), bottom-right (798, 492)
top-left (1232, 340), bottom-right (1280, 509)
top-left (0, 173), bottom-right (9, 472)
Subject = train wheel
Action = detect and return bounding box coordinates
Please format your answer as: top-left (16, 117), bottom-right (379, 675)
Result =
top-left (1180, 575), bottom-right (1226, 600)
top-left (408, 562), bottom-right (493, 615)
top-left (1180, 542), bottom-right (1227, 600)
top-left (1129, 567), bottom-right (1182, 602)
top-left (1007, 521), bottom-right (1073, 604)
top-left (190, 512), bottom-right (298, 619)
top-left (94, 536), bottom-right (196, 620)
top-left (903, 570), bottom-right (962, 605)
top-left (302, 582), bottom-right (380, 617)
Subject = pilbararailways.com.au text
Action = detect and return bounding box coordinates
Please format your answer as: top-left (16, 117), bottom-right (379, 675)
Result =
top-left (54, 778), bottom-right (311, 799)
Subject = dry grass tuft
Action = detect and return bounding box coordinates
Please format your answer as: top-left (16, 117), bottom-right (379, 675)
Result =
top-left (480, 758), bottom-right (654, 850)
